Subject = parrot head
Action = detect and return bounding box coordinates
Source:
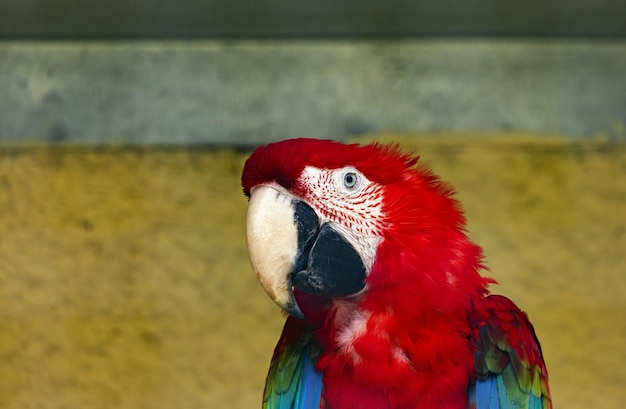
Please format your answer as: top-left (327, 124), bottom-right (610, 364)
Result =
top-left (242, 138), bottom-right (486, 320)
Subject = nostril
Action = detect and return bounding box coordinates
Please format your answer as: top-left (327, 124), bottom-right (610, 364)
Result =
top-left (292, 269), bottom-right (326, 293)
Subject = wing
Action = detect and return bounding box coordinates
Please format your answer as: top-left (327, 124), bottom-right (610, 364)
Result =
top-left (469, 295), bottom-right (552, 409)
top-left (263, 316), bottom-right (323, 409)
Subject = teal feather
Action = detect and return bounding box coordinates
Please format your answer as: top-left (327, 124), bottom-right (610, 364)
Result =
top-left (263, 319), bottom-right (323, 409)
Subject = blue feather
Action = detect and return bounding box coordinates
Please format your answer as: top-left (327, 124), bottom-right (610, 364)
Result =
top-left (291, 351), bottom-right (323, 409)
top-left (264, 323), bottom-right (323, 409)
top-left (471, 371), bottom-right (545, 409)
top-left (472, 376), bottom-right (500, 409)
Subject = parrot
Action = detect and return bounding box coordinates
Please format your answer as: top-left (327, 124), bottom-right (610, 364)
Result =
top-left (241, 138), bottom-right (551, 409)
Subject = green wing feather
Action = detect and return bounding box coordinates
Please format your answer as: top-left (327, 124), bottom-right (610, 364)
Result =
top-left (263, 316), bottom-right (323, 409)
top-left (471, 295), bottom-right (552, 409)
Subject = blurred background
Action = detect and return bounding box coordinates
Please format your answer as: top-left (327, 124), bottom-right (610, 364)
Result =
top-left (0, 1), bottom-right (625, 408)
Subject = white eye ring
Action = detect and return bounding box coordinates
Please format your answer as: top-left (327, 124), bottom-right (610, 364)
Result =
top-left (342, 171), bottom-right (359, 190)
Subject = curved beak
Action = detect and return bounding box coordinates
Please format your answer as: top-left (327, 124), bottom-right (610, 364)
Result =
top-left (246, 185), bottom-right (305, 319)
top-left (245, 184), bottom-right (367, 320)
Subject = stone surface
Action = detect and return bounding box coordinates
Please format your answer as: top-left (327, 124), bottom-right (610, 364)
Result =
top-left (1, 40), bottom-right (625, 145)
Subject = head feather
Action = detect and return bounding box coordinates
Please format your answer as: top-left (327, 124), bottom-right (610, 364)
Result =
top-left (241, 138), bottom-right (419, 197)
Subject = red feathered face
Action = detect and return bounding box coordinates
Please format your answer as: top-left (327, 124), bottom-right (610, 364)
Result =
top-left (242, 138), bottom-right (477, 319)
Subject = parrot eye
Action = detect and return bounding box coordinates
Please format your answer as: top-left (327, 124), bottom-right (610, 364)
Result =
top-left (342, 171), bottom-right (359, 190)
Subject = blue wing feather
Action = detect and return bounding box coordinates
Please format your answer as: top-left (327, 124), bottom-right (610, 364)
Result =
top-left (291, 351), bottom-right (323, 409)
top-left (470, 375), bottom-right (500, 409)
top-left (264, 317), bottom-right (323, 409)
top-left (471, 371), bottom-right (545, 409)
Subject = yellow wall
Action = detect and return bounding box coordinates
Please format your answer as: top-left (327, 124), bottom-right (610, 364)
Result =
top-left (0, 135), bottom-right (624, 408)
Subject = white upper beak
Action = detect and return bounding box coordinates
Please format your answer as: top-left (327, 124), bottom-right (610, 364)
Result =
top-left (245, 185), bottom-right (304, 318)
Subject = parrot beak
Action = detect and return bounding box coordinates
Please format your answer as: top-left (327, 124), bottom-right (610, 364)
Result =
top-left (246, 184), bottom-right (367, 320)
top-left (246, 185), bottom-right (306, 320)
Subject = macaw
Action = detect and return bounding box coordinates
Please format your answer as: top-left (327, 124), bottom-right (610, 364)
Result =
top-left (241, 138), bottom-right (551, 409)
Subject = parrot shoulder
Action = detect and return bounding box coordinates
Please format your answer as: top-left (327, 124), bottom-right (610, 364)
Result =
top-left (469, 294), bottom-right (552, 409)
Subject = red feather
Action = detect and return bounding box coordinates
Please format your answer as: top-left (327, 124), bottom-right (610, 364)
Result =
top-left (242, 138), bottom-right (417, 197)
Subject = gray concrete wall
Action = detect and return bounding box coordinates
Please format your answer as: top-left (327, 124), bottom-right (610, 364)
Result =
top-left (1, 40), bottom-right (625, 145)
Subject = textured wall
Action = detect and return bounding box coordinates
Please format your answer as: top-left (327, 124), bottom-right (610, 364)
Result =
top-left (1, 135), bottom-right (625, 408)
top-left (1, 40), bottom-right (625, 145)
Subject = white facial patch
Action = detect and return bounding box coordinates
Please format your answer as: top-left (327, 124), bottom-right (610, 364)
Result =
top-left (299, 166), bottom-right (385, 273)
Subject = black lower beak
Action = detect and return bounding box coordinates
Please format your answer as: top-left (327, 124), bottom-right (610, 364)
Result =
top-left (292, 202), bottom-right (367, 299)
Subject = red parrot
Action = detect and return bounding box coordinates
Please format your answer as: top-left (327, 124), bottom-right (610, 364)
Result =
top-left (241, 138), bottom-right (551, 409)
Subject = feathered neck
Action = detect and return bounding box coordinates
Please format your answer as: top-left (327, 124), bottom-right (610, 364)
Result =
top-left (312, 168), bottom-right (492, 409)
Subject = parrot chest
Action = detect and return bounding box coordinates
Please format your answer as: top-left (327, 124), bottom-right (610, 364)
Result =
top-left (315, 304), bottom-right (475, 409)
